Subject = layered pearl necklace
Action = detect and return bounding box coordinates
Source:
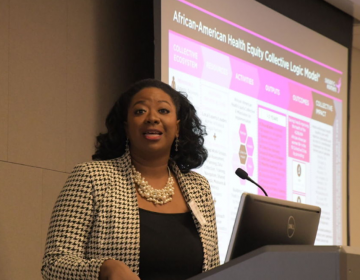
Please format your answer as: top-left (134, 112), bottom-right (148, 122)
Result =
top-left (131, 165), bottom-right (175, 205)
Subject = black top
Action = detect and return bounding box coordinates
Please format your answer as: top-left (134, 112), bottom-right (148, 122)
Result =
top-left (139, 208), bottom-right (204, 280)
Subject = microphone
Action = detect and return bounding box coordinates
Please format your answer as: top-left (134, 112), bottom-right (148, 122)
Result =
top-left (235, 168), bottom-right (268, 197)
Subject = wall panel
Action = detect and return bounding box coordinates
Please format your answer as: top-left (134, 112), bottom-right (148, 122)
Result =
top-left (0, 0), bottom-right (9, 161)
top-left (0, 162), bottom-right (42, 280)
top-left (8, 0), bottom-right (67, 171)
top-left (349, 47), bottom-right (360, 246)
top-left (66, 0), bottom-right (102, 172)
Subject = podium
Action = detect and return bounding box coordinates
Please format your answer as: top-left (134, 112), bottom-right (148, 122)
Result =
top-left (188, 246), bottom-right (360, 280)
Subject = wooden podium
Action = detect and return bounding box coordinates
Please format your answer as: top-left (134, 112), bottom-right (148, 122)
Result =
top-left (188, 246), bottom-right (360, 280)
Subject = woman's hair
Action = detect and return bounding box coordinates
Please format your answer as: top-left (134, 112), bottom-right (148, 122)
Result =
top-left (92, 79), bottom-right (207, 173)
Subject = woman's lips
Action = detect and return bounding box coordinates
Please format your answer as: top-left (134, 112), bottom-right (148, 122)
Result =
top-left (143, 130), bottom-right (162, 140)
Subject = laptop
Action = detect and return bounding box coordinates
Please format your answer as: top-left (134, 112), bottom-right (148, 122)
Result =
top-left (225, 193), bottom-right (321, 262)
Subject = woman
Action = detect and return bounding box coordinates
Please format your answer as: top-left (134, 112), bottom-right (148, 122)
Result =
top-left (41, 79), bottom-right (220, 280)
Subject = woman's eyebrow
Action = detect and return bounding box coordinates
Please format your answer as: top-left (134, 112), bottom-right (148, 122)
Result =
top-left (158, 100), bottom-right (171, 105)
top-left (132, 100), bottom-right (171, 107)
top-left (132, 100), bottom-right (146, 107)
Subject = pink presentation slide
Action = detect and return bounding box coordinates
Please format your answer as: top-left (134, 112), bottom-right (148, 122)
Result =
top-left (168, 28), bottom-right (342, 254)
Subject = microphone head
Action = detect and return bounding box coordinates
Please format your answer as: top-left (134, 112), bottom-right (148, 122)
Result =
top-left (235, 168), bottom-right (248, 179)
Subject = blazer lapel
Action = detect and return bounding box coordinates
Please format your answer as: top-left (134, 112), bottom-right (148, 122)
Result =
top-left (102, 151), bottom-right (140, 272)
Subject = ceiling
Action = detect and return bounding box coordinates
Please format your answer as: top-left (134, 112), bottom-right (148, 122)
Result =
top-left (324, 0), bottom-right (360, 49)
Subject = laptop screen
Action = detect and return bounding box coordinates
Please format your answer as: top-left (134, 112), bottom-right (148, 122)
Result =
top-left (225, 193), bottom-right (321, 262)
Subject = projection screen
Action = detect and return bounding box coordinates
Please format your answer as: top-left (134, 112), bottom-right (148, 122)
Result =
top-left (156, 0), bottom-right (348, 263)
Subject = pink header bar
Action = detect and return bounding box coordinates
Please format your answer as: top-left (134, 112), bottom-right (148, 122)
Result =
top-left (169, 31), bottom-right (342, 104)
top-left (169, 32), bottom-right (203, 77)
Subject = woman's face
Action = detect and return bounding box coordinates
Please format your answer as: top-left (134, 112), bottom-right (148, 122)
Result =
top-left (125, 87), bottom-right (180, 156)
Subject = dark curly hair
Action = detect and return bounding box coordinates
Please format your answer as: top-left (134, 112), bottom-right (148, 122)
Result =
top-left (92, 79), bottom-right (207, 173)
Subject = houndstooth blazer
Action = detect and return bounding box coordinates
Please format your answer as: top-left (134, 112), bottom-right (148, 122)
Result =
top-left (41, 151), bottom-right (220, 280)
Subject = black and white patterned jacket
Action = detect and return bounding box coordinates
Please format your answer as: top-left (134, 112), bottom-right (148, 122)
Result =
top-left (41, 151), bottom-right (220, 280)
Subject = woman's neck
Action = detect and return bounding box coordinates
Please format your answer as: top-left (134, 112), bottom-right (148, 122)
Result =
top-left (130, 150), bottom-right (170, 178)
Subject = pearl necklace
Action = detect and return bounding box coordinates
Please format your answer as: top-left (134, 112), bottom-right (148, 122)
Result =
top-left (131, 165), bottom-right (175, 205)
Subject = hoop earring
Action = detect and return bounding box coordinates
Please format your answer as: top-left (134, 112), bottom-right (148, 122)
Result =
top-left (125, 138), bottom-right (130, 153)
top-left (175, 137), bottom-right (179, 152)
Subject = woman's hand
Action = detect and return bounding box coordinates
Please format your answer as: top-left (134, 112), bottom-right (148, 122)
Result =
top-left (99, 260), bottom-right (140, 280)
